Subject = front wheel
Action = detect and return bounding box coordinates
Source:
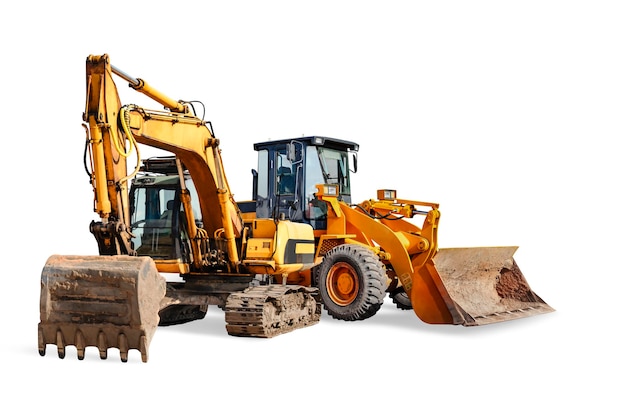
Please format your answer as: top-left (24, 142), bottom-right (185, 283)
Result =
top-left (317, 244), bottom-right (386, 321)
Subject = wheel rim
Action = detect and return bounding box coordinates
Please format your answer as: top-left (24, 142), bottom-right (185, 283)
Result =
top-left (326, 261), bottom-right (359, 306)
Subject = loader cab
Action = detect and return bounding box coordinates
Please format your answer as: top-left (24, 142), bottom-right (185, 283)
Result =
top-left (251, 136), bottom-right (358, 230)
top-left (129, 157), bottom-right (200, 263)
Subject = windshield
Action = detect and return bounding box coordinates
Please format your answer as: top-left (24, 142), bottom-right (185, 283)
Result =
top-left (129, 176), bottom-right (200, 260)
top-left (317, 146), bottom-right (351, 195)
top-left (130, 186), bottom-right (177, 259)
top-left (302, 145), bottom-right (352, 225)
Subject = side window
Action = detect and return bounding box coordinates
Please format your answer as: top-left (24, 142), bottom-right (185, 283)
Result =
top-left (276, 151), bottom-right (295, 195)
top-left (304, 146), bottom-right (327, 222)
top-left (319, 148), bottom-right (351, 195)
top-left (131, 187), bottom-right (177, 259)
top-left (255, 149), bottom-right (270, 218)
top-left (131, 188), bottom-right (146, 229)
top-left (256, 150), bottom-right (269, 199)
top-left (185, 178), bottom-right (202, 224)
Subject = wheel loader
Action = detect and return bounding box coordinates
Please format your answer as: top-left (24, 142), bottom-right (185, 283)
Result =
top-left (38, 54), bottom-right (322, 363)
top-left (240, 136), bottom-right (554, 326)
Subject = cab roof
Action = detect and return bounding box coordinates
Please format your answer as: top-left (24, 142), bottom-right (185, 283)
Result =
top-left (253, 136), bottom-right (359, 152)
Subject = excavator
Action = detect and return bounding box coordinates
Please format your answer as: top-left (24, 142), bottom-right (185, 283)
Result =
top-left (240, 136), bottom-right (554, 326)
top-left (38, 54), bottom-right (321, 363)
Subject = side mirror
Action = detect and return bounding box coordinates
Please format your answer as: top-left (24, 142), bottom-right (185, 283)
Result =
top-left (251, 169), bottom-right (258, 199)
top-left (287, 143), bottom-right (297, 162)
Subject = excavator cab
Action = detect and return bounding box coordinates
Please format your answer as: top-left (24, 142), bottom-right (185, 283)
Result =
top-left (130, 158), bottom-right (198, 263)
top-left (132, 180), bottom-right (182, 260)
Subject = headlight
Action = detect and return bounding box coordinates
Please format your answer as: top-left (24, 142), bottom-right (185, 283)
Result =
top-left (377, 189), bottom-right (396, 200)
top-left (324, 184), bottom-right (339, 196)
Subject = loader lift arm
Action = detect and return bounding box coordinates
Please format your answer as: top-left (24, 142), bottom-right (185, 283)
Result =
top-left (319, 188), bottom-right (472, 324)
top-left (320, 186), bottom-right (553, 325)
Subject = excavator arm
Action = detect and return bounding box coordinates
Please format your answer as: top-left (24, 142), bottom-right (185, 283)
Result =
top-left (84, 54), bottom-right (242, 268)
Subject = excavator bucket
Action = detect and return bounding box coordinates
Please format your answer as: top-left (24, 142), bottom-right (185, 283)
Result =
top-left (426, 246), bottom-right (554, 326)
top-left (38, 255), bottom-right (166, 362)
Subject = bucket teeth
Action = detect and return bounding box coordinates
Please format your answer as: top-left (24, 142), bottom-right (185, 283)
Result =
top-left (39, 327), bottom-right (151, 363)
top-left (38, 328), bottom-right (45, 357)
top-left (98, 331), bottom-right (108, 360)
top-left (56, 329), bottom-right (65, 359)
top-left (139, 335), bottom-right (148, 363)
top-left (118, 333), bottom-right (129, 363)
top-left (75, 330), bottom-right (86, 360)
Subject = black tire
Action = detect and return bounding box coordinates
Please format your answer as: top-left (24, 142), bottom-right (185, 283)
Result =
top-left (317, 244), bottom-right (386, 321)
top-left (158, 304), bottom-right (208, 326)
top-left (390, 288), bottom-right (412, 310)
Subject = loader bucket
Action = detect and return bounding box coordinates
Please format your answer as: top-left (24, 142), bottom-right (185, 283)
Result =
top-left (426, 246), bottom-right (554, 326)
top-left (38, 255), bottom-right (166, 362)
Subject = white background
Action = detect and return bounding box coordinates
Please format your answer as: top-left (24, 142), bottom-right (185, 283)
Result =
top-left (2, 1), bottom-right (624, 415)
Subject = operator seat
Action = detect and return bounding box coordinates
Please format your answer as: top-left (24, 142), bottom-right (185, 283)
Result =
top-left (161, 200), bottom-right (175, 223)
top-left (137, 200), bottom-right (175, 258)
top-left (277, 166), bottom-right (295, 194)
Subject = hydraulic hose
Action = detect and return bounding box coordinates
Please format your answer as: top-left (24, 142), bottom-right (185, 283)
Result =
top-left (117, 105), bottom-right (142, 185)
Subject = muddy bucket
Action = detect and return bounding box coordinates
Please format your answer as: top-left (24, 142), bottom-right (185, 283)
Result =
top-left (433, 246), bottom-right (554, 326)
top-left (38, 255), bottom-right (166, 362)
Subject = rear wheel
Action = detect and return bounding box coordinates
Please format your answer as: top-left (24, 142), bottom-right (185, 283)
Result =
top-left (158, 304), bottom-right (208, 326)
top-left (317, 244), bottom-right (386, 321)
top-left (390, 288), bottom-right (412, 310)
